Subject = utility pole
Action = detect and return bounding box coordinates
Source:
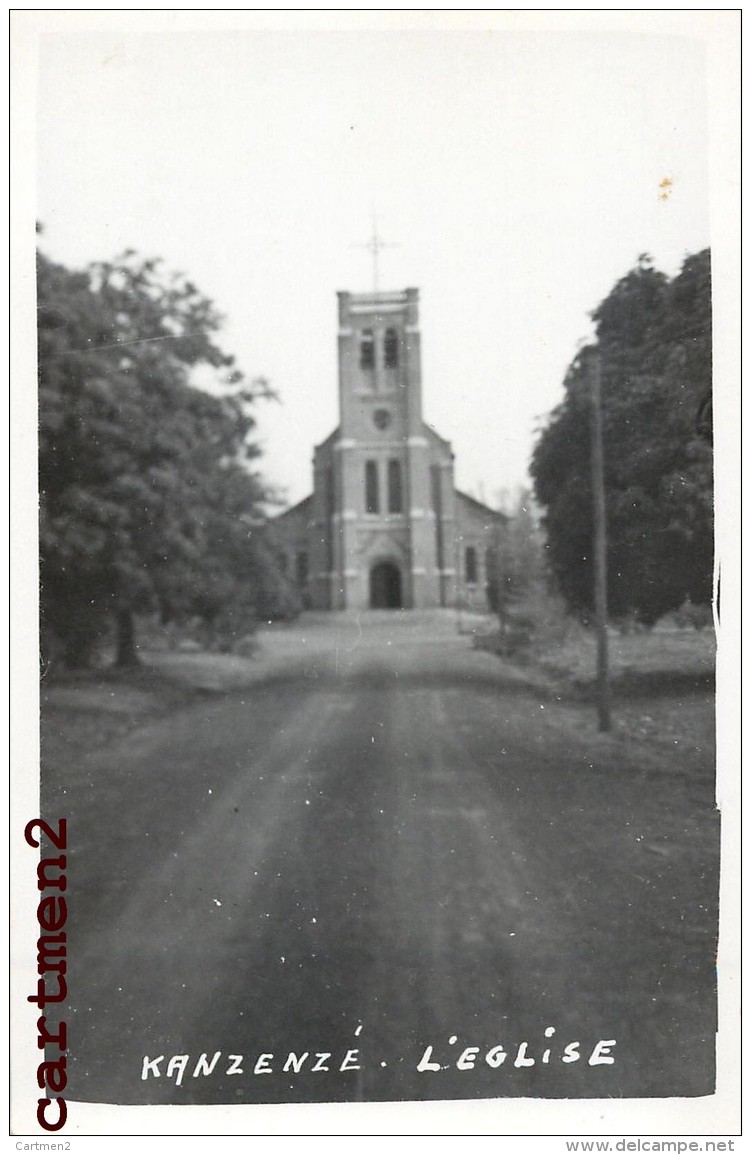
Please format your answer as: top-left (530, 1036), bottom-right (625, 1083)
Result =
top-left (590, 350), bottom-right (612, 732)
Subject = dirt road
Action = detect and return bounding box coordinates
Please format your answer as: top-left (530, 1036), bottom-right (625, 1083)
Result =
top-left (42, 612), bottom-right (719, 1105)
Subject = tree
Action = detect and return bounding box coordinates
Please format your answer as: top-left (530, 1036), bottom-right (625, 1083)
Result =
top-left (486, 489), bottom-right (539, 627)
top-left (485, 488), bottom-right (569, 652)
top-left (38, 245), bottom-right (287, 668)
top-left (530, 250), bottom-right (713, 626)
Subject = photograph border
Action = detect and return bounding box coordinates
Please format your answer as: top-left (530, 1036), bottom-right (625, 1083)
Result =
top-left (10, 9), bottom-right (741, 1140)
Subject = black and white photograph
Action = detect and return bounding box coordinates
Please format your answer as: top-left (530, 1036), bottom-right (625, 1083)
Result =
top-left (11, 9), bottom-right (740, 1142)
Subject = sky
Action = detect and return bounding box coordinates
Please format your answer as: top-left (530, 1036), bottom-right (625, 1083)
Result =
top-left (29, 11), bottom-right (727, 510)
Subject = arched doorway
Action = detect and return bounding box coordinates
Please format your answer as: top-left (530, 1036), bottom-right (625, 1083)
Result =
top-left (369, 561), bottom-right (402, 609)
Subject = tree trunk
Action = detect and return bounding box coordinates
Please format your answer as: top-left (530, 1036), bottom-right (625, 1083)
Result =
top-left (114, 608), bottom-right (140, 668)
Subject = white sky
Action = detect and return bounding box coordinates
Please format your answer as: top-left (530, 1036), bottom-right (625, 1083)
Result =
top-left (30, 12), bottom-right (726, 508)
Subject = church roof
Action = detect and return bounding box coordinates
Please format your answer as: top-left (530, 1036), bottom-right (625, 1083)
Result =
top-left (422, 421), bottom-right (453, 454)
top-left (314, 426), bottom-right (340, 454)
top-left (272, 493), bottom-right (314, 522)
top-left (455, 488), bottom-right (506, 521)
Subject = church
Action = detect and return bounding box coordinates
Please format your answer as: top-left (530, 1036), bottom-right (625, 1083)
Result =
top-left (270, 286), bottom-right (504, 611)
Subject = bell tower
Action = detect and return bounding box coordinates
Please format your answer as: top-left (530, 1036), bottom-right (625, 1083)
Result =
top-left (274, 282), bottom-right (500, 614)
top-left (325, 288), bottom-right (439, 610)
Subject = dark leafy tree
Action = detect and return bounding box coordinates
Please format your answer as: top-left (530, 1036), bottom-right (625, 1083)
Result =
top-left (38, 246), bottom-right (291, 668)
top-left (530, 250), bottom-right (713, 626)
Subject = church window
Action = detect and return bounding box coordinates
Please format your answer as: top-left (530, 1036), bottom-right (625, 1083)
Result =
top-left (430, 466), bottom-right (443, 565)
top-left (360, 330), bottom-right (375, 369)
top-left (324, 468), bottom-right (335, 570)
top-left (430, 465), bottom-right (442, 513)
top-left (325, 467), bottom-right (335, 517)
top-left (365, 460), bottom-right (379, 513)
top-left (388, 459), bottom-right (403, 513)
top-left (384, 328), bottom-right (399, 368)
top-left (485, 546), bottom-right (499, 612)
top-left (465, 546), bottom-right (478, 584)
top-left (373, 407), bottom-right (391, 430)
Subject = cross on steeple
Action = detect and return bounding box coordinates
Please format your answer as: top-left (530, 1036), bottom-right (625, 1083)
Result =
top-left (355, 216), bottom-right (399, 294)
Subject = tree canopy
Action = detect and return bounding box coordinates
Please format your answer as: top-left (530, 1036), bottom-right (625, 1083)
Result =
top-left (530, 250), bottom-right (713, 626)
top-left (38, 245), bottom-right (292, 667)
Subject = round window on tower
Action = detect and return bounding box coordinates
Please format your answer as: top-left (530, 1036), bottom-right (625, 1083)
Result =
top-left (373, 408), bottom-right (391, 431)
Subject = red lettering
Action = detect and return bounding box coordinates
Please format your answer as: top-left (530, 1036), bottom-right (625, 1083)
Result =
top-left (37, 857), bottom-right (67, 892)
top-left (37, 1057), bottom-right (67, 1094)
top-left (37, 933), bottom-right (67, 975)
top-left (38, 895), bottom-right (67, 933)
top-left (25, 819), bottom-right (67, 850)
top-left (36, 1016), bottom-right (67, 1051)
top-left (28, 973), bottom-right (68, 1008)
top-left (37, 1096), bottom-right (68, 1131)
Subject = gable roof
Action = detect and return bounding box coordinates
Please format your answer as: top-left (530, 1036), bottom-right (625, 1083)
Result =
top-left (272, 493), bottom-right (314, 522)
top-left (455, 488), bottom-right (506, 521)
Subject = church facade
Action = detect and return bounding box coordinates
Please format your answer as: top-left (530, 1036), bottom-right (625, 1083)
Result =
top-left (270, 287), bottom-right (503, 611)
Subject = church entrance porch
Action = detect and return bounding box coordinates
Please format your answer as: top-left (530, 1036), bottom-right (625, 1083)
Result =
top-left (369, 561), bottom-right (403, 609)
